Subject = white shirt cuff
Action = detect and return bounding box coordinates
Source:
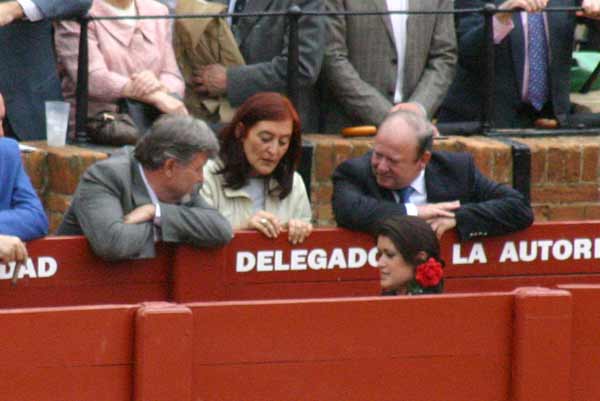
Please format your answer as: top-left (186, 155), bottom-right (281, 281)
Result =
top-left (17, 0), bottom-right (43, 22)
top-left (153, 203), bottom-right (162, 227)
top-left (405, 203), bottom-right (418, 216)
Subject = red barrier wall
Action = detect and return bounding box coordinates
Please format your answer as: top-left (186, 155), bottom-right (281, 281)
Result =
top-left (0, 304), bottom-right (137, 401)
top-left (0, 288), bottom-right (586, 401)
top-left (6, 222), bottom-right (600, 308)
top-left (557, 284), bottom-right (600, 401)
top-left (0, 237), bottom-right (172, 308)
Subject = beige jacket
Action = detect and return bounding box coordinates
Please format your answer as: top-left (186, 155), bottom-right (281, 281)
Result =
top-left (174, 0), bottom-right (245, 123)
top-left (200, 159), bottom-right (312, 229)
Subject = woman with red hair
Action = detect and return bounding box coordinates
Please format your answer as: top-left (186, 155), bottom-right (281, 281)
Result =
top-left (201, 92), bottom-right (313, 244)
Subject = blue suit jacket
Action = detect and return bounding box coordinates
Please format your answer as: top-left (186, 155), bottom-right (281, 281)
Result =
top-left (438, 0), bottom-right (577, 128)
top-left (332, 151), bottom-right (534, 241)
top-left (0, 138), bottom-right (48, 240)
top-left (0, 0), bottom-right (91, 140)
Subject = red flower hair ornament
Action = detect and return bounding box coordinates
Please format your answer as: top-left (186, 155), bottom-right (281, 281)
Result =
top-left (408, 257), bottom-right (444, 295)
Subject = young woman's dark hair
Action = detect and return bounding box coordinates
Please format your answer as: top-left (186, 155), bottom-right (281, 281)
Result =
top-left (374, 215), bottom-right (444, 294)
top-left (217, 92), bottom-right (302, 199)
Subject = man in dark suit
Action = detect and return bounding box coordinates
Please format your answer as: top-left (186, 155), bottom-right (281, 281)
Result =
top-left (332, 111), bottom-right (534, 240)
top-left (57, 116), bottom-right (233, 261)
top-left (438, 0), bottom-right (600, 128)
top-left (0, 0), bottom-right (91, 140)
top-left (191, 0), bottom-right (325, 132)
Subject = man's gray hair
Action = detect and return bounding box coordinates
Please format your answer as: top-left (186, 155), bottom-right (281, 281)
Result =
top-left (134, 115), bottom-right (219, 170)
top-left (379, 110), bottom-right (434, 159)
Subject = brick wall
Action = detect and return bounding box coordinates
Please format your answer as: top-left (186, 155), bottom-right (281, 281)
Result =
top-left (20, 135), bottom-right (600, 233)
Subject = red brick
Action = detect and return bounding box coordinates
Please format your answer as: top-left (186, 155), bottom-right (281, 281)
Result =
top-left (313, 139), bottom-right (334, 183)
top-left (547, 205), bottom-right (586, 221)
top-left (582, 145), bottom-right (599, 182)
top-left (493, 147), bottom-right (512, 185)
top-left (48, 211), bottom-right (64, 235)
top-left (462, 140), bottom-right (494, 178)
top-left (547, 146), bottom-right (567, 182)
top-left (46, 145), bottom-right (107, 194)
top-left (518, 139), bottom-right (546, 184)
top-left (45, 192), bottom-right (72, 214)
top-left (437, 136), bottom-right (466, 153)
top-left (531, 205), bottom-right (549, 222)
top-left (21, 149), bottom-right (47, 191)
top-left (331, 138), bottom-right (353, 168)
top-left (350, 138), bottom-right (372, 158)
top-left (315, 204), bottom-right (334, 224)
top-left (312, 183), bottom-right (333, 206)
top-left (531, 184), bottom-right (599, 203)
top-left (584, 204), bottom-right (600, 219)
top-left (564, 144), bottom-right (582, 182)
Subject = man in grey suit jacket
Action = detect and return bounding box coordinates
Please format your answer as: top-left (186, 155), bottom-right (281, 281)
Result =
top-left (57, 116), bottom-right (233, 262)
top-left (321, 0), bottom-right (457, 134)
top-left (0, 0), bottom-right (91, 140)
top-left (192, 0), bottom-right (325, 132)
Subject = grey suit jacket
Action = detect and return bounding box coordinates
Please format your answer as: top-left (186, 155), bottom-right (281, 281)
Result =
top-left (215, 0), bottom-right (326, 132)
top-left (57, 148), bottom-right (233, 261)
top-left (321, 0), bottom-right (457, 133)
top-left (0, 0), bottom-right (91, 140)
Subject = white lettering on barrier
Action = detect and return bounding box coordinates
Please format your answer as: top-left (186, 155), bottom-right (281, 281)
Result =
top-left (0, 257), bottom-right (58, 280)
top-left (236, 237), bottom-right (600, 273)
top-left (235, 247), bottom-right (379, 273)
top-left (452, 243), bottom-right (487, 265)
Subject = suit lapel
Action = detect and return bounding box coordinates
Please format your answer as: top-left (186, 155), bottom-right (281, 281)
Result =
top-left (130, 155), bottom-right (153, 208)
top-left (371, 0), bottom-right (395, 45)
top-left (235, 0), bottom-right (275, 46)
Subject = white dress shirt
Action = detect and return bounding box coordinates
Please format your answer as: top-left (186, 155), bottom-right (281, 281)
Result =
top-left (386, 0), bottom-right (408, 104)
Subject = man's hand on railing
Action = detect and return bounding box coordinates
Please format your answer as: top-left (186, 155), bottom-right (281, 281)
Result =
top-left (192, 64), bottom-right (227, 97)
top-left (0, 235), bottom-right (28, 265)
top-left (578, 0), bottom-right (600, 19)
top-left (496, 0), bottom-right (548, 24)
top-left (0, 1), bottom-right (24, 27)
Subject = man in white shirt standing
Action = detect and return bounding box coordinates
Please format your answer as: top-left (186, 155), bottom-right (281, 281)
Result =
top-left (321, 0), bottom-right (457, 134)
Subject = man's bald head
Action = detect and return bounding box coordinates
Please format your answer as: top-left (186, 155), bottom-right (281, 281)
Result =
top-left (371, 111), bottom-right (434, 190)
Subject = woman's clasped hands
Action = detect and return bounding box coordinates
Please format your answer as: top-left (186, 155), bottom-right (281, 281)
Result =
top-left (248, 211), bottom-right (312, 244)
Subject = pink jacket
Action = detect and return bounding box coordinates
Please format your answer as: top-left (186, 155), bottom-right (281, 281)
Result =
top-left (55, 0), bottom-right (184, 120)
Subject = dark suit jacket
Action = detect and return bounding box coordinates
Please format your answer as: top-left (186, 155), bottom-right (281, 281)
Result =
top-left (438, 0), bottom-right (577, 128)
top-left (57, 148), bottom-right (233, 261)
top-left (332, 151), bottom-right (534, 240)
top-left (0, 0), bottom-right (91, 140)
top-left (214, 0), bottom-right (325, 133)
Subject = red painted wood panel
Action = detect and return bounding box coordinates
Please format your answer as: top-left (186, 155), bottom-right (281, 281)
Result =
top-left (0, 305), bottom-right (137, 401)
top-left (0, 236), bottom-right (172, 307)
top-left (187, 295), bottom-right (513, 401)
top-left (174, 222), bottom-right (600, 301)
top-left (557, 284), bottom-right (600, 401)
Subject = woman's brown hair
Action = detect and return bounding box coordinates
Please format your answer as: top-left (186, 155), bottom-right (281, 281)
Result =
top-left (217, 92), bottom-right (302, 199)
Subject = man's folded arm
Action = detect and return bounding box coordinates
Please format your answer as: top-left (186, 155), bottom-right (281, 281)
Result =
top-left (73, 175), bottom-right (153, 261)
top-left (160, 194), bottom-right (233, 248)
top-left (332, 164), bottom-right (406, 232)
top-left (455, 167), bottom-right (534, 240)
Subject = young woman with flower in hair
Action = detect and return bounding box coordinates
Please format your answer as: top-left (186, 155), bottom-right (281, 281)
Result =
top-left (374, 215), bottom-right (444, 295)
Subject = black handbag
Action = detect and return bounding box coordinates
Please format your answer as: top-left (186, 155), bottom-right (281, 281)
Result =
top-left (86, 99), bottom-right (161, 146)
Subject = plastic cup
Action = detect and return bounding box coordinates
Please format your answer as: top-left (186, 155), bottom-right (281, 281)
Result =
top-left (45, 101), bottom-right (70, 147)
